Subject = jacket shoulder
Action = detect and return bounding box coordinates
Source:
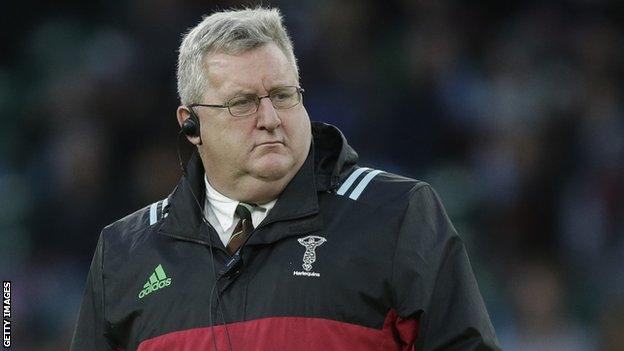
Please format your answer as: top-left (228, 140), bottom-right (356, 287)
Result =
top-left (333, 166), bottom-right (428, 206)
top-left (100, 197), bottom-right (171, 245)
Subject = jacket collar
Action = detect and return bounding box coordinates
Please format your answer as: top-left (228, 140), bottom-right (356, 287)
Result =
top-left (311, 121), bottom-right (358, 192)
top-left (158, 121), bottom-right (358, 245)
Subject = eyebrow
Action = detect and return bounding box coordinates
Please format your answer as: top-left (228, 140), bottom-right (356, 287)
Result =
top-left (223, 84), bottom-right (294, 100)
top-left (222, 88), bottom-right (256, 101)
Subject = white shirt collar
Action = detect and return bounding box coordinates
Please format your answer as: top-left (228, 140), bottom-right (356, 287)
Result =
top-left (204, 175), bottom-right (277, 231)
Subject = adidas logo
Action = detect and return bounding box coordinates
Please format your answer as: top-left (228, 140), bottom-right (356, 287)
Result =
top-left (138, 264), bottom-right (172, 299)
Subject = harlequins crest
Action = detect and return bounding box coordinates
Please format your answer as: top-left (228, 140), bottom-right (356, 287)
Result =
top-left (297, 235), bottom-right (326, 272)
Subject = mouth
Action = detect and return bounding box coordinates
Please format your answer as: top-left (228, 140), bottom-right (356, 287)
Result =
top-left (255, 141), bottom-right (284, 147)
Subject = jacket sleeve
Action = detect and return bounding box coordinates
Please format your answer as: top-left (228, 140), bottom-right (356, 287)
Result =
top-left (70, 233), bottom-right (116, 350)
top-left (392, 184), bottom-right (500, 351)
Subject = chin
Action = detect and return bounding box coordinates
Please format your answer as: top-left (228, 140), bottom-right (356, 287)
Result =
top-left (251, 155), bottom-right (294, 181)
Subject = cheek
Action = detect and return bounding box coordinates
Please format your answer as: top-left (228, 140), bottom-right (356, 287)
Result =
top-left (200, 122), bottom-right (227, 155)
top-left (207, 124), bottom-right (252, 159)
top-left (282, 111), bottom-right (306, 132)
top-left (285, 112), bottom-right (311, 145)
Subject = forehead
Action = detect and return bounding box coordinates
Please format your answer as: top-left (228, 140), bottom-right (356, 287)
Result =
top-left (203, 43), bottom-right (297, 96)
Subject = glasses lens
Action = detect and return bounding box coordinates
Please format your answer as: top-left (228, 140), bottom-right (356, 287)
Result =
top-left (270, 87), bottom-right (300, 109)
top-left (228, 95), bottom-right (258, 116)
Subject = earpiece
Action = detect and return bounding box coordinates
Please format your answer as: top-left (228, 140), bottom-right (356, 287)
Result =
top-left (182, 107), bottom-right (200, 137)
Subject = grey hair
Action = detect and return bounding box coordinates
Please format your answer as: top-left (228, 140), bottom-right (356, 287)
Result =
top-left (176, 7), bottom-right (299, 105)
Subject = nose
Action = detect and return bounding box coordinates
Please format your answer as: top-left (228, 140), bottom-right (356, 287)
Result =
top-left (256, 96), bottom-right (281, 131)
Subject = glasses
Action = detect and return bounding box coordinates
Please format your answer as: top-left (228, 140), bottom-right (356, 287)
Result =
top-left (189, 86), bottom-right (304, 117)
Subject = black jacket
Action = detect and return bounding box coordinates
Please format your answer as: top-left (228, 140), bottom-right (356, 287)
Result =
top-left (71, 122), bottom-right (500, 351)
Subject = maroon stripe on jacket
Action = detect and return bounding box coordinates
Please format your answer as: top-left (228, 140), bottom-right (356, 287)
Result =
top-left (137, 311), bottom-right (418, 351)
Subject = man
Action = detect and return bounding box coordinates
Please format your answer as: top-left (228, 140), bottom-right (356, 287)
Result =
top-left (71, 7), bottom-right (500, 351)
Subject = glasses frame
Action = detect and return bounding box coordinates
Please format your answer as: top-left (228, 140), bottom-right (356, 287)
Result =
top-left (188, 86), bottom-right (305, 117)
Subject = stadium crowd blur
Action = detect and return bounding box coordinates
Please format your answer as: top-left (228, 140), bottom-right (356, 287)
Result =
top-left (1, 0), bottom-right (622, 349)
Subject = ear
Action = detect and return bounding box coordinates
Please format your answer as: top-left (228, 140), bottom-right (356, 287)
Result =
top-left (176, 106), bottom-right (202, 146)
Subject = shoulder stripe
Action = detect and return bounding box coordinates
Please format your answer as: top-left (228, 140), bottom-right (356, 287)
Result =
top-left (337, 167), bottom-right (371, 195)
top-left (149, 202), bottom-right (158, 225)
top-left (162, 198), bottom-right (169, 218)
top-left (156, 200), bottom-right (163, 220)
top-left (149, 197), bottom-right (170, 225)
top-left (349, 169), bottom-right (384, 200)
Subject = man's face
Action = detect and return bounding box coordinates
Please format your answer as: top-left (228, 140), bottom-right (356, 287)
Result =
top-left (195, 43), bottom-right (311, 185)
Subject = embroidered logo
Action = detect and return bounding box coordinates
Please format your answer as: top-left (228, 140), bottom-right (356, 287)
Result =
top-left (293, 235), bottom-right (326, 278)
top-left (138, 264), bottom-right (172, 299)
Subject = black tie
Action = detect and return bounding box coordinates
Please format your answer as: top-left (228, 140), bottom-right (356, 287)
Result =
top-left (226, 204), bottom-right (254, 254)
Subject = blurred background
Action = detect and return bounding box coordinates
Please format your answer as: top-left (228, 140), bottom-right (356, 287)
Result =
top-left (1, 0), bottom-right (623, 349)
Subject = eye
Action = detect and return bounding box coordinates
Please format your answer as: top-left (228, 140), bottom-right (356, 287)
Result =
top-left (272, 89), bottom-right (293, 100)
top-left (270, 87), bottom-right (298, 106)
top-left (228, 95), bottom-right (258, 116)
top-left (229, 96), bottom-right (255, 107)
top-left (274, 93), bottom-right (291, 101)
